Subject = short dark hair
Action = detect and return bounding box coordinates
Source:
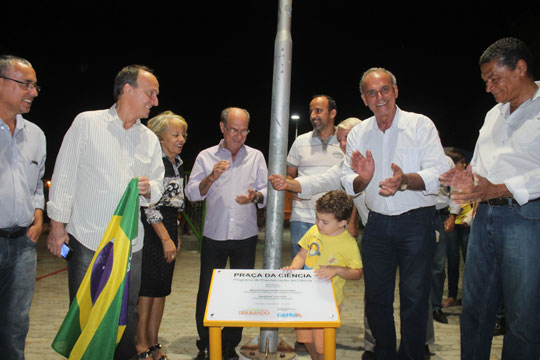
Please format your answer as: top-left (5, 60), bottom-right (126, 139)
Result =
top-left (316, 190), bottom-right (353, 222)
top-left (0, 55), bottom-right (32, 76)
top-left (311, 94), bottom-right (337, 112)
top-left (113, 65), bottom-right (154, 101)
top-left (445, 148), bottom-right (466, 165)
top-left (479, 37), bottom-right (535, 79)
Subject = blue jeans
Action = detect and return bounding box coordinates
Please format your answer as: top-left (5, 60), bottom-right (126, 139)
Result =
top-left (289, 221), bottom-right (313, 259)
top-left (362, 206), bottom-right (435, 360)
top-left (431, 210), bottom-right (457, 311)
top-left (461, 200), bottom-right (540, 360)
top-left (0, 232), bottom-right (37, 360)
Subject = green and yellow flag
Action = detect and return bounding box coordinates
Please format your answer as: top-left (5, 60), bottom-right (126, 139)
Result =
top-left (52, 178), bottom-right (139, 359)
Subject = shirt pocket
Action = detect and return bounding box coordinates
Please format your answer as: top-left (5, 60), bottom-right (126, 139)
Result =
top-left (512, 119), bottom-right (540, 153)
top-left (395, 147), bottom-right (422, 173)
top-left (22, 157), bottom-right (40, 193)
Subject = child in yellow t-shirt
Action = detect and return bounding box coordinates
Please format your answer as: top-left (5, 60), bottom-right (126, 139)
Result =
top-left (282, 190), bottom-right (363, 360)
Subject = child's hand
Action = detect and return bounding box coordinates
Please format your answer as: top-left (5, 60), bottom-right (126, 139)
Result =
top-left (281, 266), bottom-right (295, 271)
top-left (314, 265), bottom-right (338, 281)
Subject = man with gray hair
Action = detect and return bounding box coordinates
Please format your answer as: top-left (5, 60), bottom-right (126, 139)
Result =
top-left (186, 107), bottom-right (268, 360)
top-left (0, 55), bottom-right (45, 360)
top-left (342, 67), bottom-right (448, 359)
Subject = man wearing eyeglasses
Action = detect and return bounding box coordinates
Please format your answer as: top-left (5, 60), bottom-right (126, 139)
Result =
top-left (185, 107), bottom-right (268, 360)
top-left (46, 65), bottom-right (164, 360)
top-left (0, 55), bottom-right (46, 360)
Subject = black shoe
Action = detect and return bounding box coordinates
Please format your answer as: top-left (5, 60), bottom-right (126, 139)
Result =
top-left (424, 345), bottom-right (435, 359)
top-left (362, 350), bottom-right (376, 360)
top-left (194, 349), bottom-right (208, 360)
top-left (494, 322), bottom-right (506, 336)
top-left (433, 309), bottom-right (448, 324)
top-left (222, 348), bottom-right (239, 360)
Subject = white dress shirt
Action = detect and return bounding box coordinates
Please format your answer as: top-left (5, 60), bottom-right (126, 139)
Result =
top-left (341, 107), bottom-right (449, 216)
top-left (470, 83), bottom-right (540, 205)
top-left (0, 115), bottom-right (46, 228)
top-left (296, 160), bottom-right (369, 225)
top-left (47, 105), bottom-right (164, 251)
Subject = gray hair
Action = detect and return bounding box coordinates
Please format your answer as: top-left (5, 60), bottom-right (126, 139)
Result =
top-left (359, 67), bottom-right (397, 94)
top-left (147, 110), bottom-right (188, 140)
top-left (0, 55), bottom-right (32, 76)
top-left (220, 107), bottom-right (250, 125)
top-left (337, 117), bottom-right (361, 131)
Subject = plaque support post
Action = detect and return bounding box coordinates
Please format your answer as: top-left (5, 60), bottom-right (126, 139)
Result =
top-left (208, 327), bottom-right (222, 360)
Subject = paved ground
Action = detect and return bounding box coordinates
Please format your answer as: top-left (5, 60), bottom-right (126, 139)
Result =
top-left (26, 226), bottom-right (503, 359)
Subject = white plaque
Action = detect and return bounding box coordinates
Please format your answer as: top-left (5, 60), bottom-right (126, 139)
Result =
top-left (205, 269), bottom-right (340, 327)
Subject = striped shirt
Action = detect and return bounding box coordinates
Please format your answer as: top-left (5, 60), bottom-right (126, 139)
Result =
top-left (287, 130), bottom-right (343, 223)
top-left (47, 105), bottom-right (164, 252)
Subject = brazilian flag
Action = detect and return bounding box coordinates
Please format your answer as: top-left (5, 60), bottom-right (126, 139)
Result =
top-left (52, 178), bottom-right (139, 359)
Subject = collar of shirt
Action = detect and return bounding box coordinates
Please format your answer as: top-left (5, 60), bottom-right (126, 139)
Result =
top-left (215, 139), bottom-right (247, 160)
top-left (161, 150), bottom-right (184, 167)
top-left (107, 104), bottom-right (142, 129)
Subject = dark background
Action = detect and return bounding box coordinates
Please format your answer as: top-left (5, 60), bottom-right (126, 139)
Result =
top-left (4, 2), bottom-right (540, 178)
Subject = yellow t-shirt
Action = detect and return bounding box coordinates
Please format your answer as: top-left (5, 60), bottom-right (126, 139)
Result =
top-left (298, 225), bottom-right (363, 305)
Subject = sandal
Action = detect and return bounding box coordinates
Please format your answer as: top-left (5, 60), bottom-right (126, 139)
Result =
top-left (149, 343), bottom-right (168, 360)
top-left (442, 297), bottom-right (458, 308)
top-left (137, 350), bottom-right (151, 359)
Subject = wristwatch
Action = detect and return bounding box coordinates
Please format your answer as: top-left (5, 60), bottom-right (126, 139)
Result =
top-left (400, 174), bottom-right (408, 191)
top-left (251, 192), bottom-right (261, 203)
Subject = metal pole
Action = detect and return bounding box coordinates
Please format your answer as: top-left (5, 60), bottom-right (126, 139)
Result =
top-left (259, 0), bottom-right (293, 354)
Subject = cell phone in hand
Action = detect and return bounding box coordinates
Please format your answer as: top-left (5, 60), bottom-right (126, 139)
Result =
top-left (61, 243), bottom-right (73, 261)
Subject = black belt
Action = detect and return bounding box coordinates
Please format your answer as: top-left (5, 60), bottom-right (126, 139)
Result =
top-left (0, 227), bottom-right (28, 239)
top-left (480, 197), bottom-right (540, 207)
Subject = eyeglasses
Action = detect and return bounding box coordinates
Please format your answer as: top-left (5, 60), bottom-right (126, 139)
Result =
top-left (226, 126), bottom-right (250, 136)
top-left (0, 75), bottom-right (41, 93)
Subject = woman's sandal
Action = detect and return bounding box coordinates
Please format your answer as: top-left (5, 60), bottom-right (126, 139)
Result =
top-left (149, 343), bottom-right (168, 360)
top-left (137, 349), bottom-right (151, 359)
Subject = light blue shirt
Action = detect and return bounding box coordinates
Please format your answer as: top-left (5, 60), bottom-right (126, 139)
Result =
top-left (0, 115), bottom-right (46, 228)
top-left (185, 140), bottom-right (268, 241)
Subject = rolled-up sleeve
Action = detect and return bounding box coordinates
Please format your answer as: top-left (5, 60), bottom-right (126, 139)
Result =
top-left (47, 115), bottom-right (87, 223)
top-left (254, 152), bottom-right (268, 208)
top-left (140, 136), bottom-right (164, 207)
top-left (185, 153), bottom-right (208, 202)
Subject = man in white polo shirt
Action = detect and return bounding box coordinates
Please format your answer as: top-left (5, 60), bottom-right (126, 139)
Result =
top-left (286, 95), bottom-right (343, 258)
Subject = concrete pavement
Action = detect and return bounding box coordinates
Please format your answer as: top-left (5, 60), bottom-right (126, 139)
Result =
top-left (26, 226), bottom-right (503, 359)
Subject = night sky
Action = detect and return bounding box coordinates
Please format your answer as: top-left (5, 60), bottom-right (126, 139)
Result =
top-left (4, 2), bottom-right (540, 179)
